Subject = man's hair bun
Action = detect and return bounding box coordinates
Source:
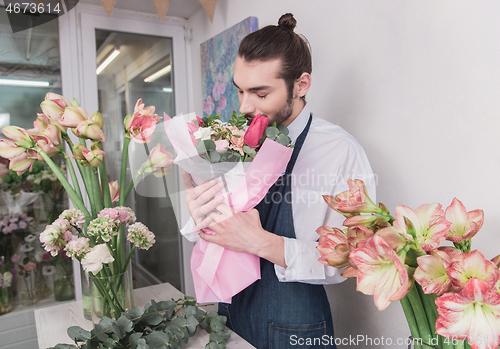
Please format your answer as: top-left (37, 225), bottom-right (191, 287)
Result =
top-left (278, 13), bottom-right (297, 31)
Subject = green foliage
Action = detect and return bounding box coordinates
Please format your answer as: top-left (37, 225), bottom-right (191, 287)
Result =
top-left (49, 296), bottom-right (231, 349)
top-left (262, 122), bottom-right (293, 148)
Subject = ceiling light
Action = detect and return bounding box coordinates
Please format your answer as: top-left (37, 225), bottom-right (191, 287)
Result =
top-left (96, 49), bottom-right (120, 75)
top-left (0, 79), bottom-right (50, 87)
top-left (144, 65), bottom-right (171, 83)
top-left (162, 87), bottom-right (173, 93)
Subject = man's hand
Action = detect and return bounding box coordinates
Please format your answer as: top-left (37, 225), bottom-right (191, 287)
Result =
top-left (182, 170), bottom-right (286, 268)
top-left (182, 170), bottom-right (226, 230)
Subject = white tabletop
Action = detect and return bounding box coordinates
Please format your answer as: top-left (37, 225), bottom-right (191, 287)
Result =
top-left (34, 283), bottom-right (255, 349)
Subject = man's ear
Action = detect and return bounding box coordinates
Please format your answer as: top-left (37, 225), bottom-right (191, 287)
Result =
top-left (294, 72), bottom-right (312, 98)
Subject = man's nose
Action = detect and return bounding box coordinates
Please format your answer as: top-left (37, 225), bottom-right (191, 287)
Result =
top-left (239, 94), bottom-right (255, 115)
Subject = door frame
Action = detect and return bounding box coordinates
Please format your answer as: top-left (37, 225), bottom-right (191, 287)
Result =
top-left (58, 5), bottom-right (193, 298)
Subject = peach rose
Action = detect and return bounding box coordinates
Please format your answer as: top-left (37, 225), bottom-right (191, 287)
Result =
top-left (228, 126), bottom-right (246, 155)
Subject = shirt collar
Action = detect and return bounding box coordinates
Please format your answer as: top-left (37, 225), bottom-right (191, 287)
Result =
top-left (286, 104), bottom-right (310, 144)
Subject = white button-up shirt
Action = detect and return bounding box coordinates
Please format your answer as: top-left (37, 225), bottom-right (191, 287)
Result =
top-left (275, 104), bottom-right (376, 284)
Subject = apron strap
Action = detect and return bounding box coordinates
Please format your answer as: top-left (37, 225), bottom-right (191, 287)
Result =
top-left (285, 113), bottom-right (313, 174)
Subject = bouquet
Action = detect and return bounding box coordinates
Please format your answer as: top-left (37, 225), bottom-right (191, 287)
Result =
top-left (165, 112), bottom-right (294, 303)
top-left (317, 179), bottom-right (499, 349)
top-left (0, 93), bottom-right (173, 320)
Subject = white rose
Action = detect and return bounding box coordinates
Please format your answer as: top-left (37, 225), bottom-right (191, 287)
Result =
top-left (193, 127), bottom-right (215, 140)
top-left (81, 244), bottom-right (114, 275)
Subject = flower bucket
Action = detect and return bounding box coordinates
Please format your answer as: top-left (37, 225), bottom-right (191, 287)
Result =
top-left (0, 288), bottom-right (13, 315)
top-left (88, 264), bottom-right (133, 322)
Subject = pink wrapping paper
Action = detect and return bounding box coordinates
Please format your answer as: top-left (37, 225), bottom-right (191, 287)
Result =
top-left (164, 113), bottom-right (293, 303)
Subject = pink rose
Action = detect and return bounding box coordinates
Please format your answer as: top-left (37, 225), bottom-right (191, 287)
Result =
top-left (244, 113), bottom-right (269, 148)
top-left (24, 262), bottom-right (36, 272)
top-left (214, 139), bottom-right (229, 153)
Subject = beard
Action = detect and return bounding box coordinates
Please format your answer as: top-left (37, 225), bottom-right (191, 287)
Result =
top-left (245, 91), bottom-right (294, 125)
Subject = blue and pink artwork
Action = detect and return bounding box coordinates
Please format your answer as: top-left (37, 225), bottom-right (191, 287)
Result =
top-left (200, 16), bottom-right (258, 121)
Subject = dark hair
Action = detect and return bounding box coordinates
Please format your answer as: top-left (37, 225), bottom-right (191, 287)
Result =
top-left (238, 13), bottom-right (312, 99)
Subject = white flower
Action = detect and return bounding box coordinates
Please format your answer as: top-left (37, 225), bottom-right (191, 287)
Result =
top-left (127, 222), bottom-right (156, 250)
top-left (19, 243), bottom-right (34, 253)
top-left (24, 233), bottom-right (37, 243)
top-left (59, 209), bottom-right (85, 229)
top-left (65, 237), bottom-right (90, 259)
top-left (193, 126), bottom-right (215, 140)
top-left (81, 244), bottom-right (114, 274)
top-left (2, 272), bottom-right (12, 288)
top-left (42, 266), bottom-right (57, 276)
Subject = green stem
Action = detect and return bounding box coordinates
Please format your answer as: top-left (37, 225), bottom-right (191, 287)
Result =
top-left (64, 155), bottom-right (83, 202)
top-left (124, 173), bottom-right (140, 203)
top-left (99, 157), bottom-right (112, 208)
top-left (78, 138), bottom-right (96, 217)
top-left (117, 137), bottom-right (131, 271)
top-left (90, 276), bottom-right (123, 316)
top-left (119, 137), bottom-right (131, 207)
top-left (416, 283), bottom-right (439, 341)
top-left (90, 167), bottom-right (103, 213)
top-left (400, 296), bottom-right (422, 349)
top-left (406, 285), bottom-right (433, 346)
top-left (38, 150), bottom-right (90, 219)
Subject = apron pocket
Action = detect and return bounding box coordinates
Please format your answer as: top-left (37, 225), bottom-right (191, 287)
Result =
top-left (269, 321), bottom-right (330, 349)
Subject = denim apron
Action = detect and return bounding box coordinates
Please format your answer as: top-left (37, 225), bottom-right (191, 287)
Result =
top-left (219, 115), bottom-right (336, 349)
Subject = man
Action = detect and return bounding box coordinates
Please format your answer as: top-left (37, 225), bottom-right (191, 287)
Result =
top-left (183, 13), bottom-right (375, 348)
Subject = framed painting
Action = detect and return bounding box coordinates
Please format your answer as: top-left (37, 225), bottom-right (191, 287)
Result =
top-left (200, 16), bottom-right (258, 121)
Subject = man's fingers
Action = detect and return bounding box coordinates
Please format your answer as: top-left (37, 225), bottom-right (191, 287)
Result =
top-left (197, 196), bottom-right (225, 216)
top-left (193, 180), bottom-right (225, 203)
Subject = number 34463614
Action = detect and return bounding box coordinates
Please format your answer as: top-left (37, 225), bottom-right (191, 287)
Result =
top-left (5, 2), bottom-right (62, 14)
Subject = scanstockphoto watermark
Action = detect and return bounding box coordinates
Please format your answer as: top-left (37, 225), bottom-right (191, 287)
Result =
top-left (290, 334), bottom-right (422, 347)
top-left (3, 0), bottom-right (79, 33)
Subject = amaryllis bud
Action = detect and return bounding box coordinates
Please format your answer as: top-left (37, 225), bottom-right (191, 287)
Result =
top-left (91, 111), bottom-right (104, 129)
top-left (82, 148), bottom-right (105, 168)
top-left (75, 119), bottom-right (105, 142)
top-left (109, 181), bottom-right (119, 203)
top-left (9, 153), bottom-right (35, 175)
top-left (40, 93), bottom-right (70, 121)
top-left (58, 106), bottom-right (89, 128)
top-left (244, 113), bottom-right (268, 147)
top-left (2, 126), bottom-right (33, 145)
top-left (72, 143), bottom-right (87, 160)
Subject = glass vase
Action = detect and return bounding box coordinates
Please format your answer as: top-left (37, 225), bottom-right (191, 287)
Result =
top-left (0, 288), bottom-right (13, 315)
top-left (89, 264), bottom-right (133, 323)
top-left (18, 269), bottom-right (38, 306)
top-left (53, 264), bottom-right (75, 301)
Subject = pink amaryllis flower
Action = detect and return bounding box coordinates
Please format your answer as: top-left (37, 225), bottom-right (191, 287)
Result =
top-left (124, 99), bottom-right (161, 144)
top-left (40, 92), bottom-right (71, 121)
top-left (9, 152), bottom-right (36, 175)
top-left (436, 278), bottom-right (500, 349)
top-left (139, 144), bottom-right (174, 178)
top-left (393, 203), bottom-right (451, 252)
top-left (346, 225), bottom-right (374, 248)
top-left (316, 226), bottom-right (350, 268)
top-left (330, 179), bottom-right (382, 214)
top-left (445, 198), bottom-right (484, 243)
top-left (414, 249), bottom-right (455, 295)
top-left (350, 234), bottom-right (410, 310)
top-left (81, 148), bottom-right (106, 168)
top-left (447, 250), bottom-right (499, 292)
top-left (0, 139), bottom-right (25, 159)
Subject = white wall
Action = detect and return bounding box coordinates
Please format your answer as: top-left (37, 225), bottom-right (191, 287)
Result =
top-left (187, 0), bottom-right (500, 347)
